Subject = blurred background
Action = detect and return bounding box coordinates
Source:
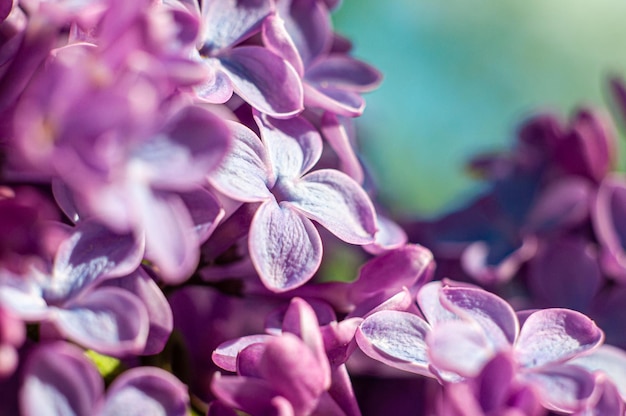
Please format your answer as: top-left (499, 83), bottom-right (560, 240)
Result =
top-left (332, 0), bottom-right (626, 218)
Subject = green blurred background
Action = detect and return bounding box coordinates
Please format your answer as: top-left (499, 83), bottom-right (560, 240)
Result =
top-left (332, 0), bottom-right (626, 218)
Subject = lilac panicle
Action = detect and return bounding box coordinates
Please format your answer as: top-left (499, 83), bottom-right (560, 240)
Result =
top-left (20, 342), bottom-right (189, 416)
top-left (209, 114), bottom-right (376, 291)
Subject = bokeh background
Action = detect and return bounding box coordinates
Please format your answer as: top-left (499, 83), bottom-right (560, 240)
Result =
top-left (332, 0), bottom-right (626, 218)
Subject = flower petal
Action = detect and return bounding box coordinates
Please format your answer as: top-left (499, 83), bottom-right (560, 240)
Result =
top-left (200, 0), bottom-right (272, 53)
top-left (254, 112), bottom-right (323, 179)
top-left (209, 120), bottom-right (273, 202)
top-left (262, 14), bottom-right (304, 76)
top-left (20, 343), bottom-right (103, 416)
top-left (101, 367), bottom-right (188, 416)
top-left (516, 309), bottom-right (604, 368)
top-left (54, 287), bottom-right (149, 356)
top-left (569, 345), bottom-right (626, 401)
top-left (49, 220), bottom-right (143, 301)
top-left (249, 199), bottom-right (322, 292)
top-left (211, 373), bottom-right (281, 416)
top-left (179, 187), bottom-right (225, 243)
top-left (303, 82), bottom-right (365, 117)
top-left (521, 365), bottom-right (596, 413)
top-left (218, 46), bottom-right (303, 118)
top-left (305, 55), bottom-right (382, 92)
top-left (320, 112), bottom-right (364, 184)
top-left (427, 320), bottom-right (495, 378)
top-left (355, 310), bottom-right (433, 377)
top-left (213, 334), bottom-right (274, 372)
top-left (440, 286), bottom-right (519, 348)
top-left (288, 169), bottom-right (376, 245)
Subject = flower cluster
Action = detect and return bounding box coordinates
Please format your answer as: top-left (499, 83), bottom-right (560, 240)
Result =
top-left (2, 0), bottom-right (626, 415)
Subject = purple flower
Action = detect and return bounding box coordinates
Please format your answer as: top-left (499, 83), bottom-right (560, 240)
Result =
top-left (191, 0), bottom-right (304, 117)
top-left (264, 0), bottom-right (381, 117)
top-left (211, 297), bottom-right (362, 416)
top-left (356, 281), bottom-right (605, 413)
top-left (0, 220), bottom-right (152, 356)
top-left (20, 342), bottom-right (188, 416)
top-left (209, 114), bottom-right (377, 291)
top-left (0, 306), bottom-right (24, 378)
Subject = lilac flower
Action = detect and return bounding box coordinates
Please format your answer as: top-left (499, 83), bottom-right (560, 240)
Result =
top-left (212, 297), bottom-right (362, 416)
top-left (20, 342), bottom-right (188, 416)
top-left (190, 0), bottom-right (304, 118)
top-left (356, 281), bottom-right (605, 413)
top-left (264, 0), bottom-right (381, 117)
top-left (0, 220), bottom-right (152, 356)
top-left (209, 114), bottom-right (377, 291)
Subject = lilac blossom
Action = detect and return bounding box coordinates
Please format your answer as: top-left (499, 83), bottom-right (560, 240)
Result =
top-left (211, 297), bottom-right (361, 416)
top-left (264, 0), bottom-right (382, 117)
top-left (189, 0), bottom-right (304, 118)
top-left (0, 305), bottom-right (24, 378)
top-left (20, 342), bottom-right (188, 416)
top-left (209, 113), bottom-right (377, 291)
top-left (0, 220), bottom-right (153, 356)
top-left (356, 281), bottom-right (605, 413)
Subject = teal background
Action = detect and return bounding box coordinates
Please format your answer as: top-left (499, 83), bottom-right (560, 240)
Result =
top-left (332, 0), bottom-right (626, 218)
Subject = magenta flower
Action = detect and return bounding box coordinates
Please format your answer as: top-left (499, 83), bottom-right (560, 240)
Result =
top-left (211, 297), bottom-right (361, 416)
top-left (210, 114), bottom-right (377, 291)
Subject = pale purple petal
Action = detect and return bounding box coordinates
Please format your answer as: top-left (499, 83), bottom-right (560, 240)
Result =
top-left (327, 365), bottom-right (361, 416)
top-left (142, 191), bottom-right (199, 284)
top-left (303, 83), bottom-right (365, 117)
top-left (213, 334), bottom-right (274, 372)
top-left (106, 269), bottom-right (173, 355)
top-left (262, 14), bottom-right (304, 76)
top-left (364, 214), bottom-right (409, 255)
top-left (0, 272), bottom-right (49, 320)
top-left (194, 59), bottom-right (234, 103)
top-left (249, 199), bottom-right (323, 292)
top-left (101, 367), bottom-right (188, 416)
top-left (320, 112), bottom-right (364, 184)
top-left (254, 112), bottom-right (323, 179)
top-left (209, 120), bottom-right (273, 202)
top-left (521, 365), bottom-right (596, 413)
top-left (131, 106), bottom-right (231, 189)
top-left (49, 221), bottom-right (143, 301)
top-left (54, 287), bottom-right (149, 355)
top-left (427, 320), bottom-right (496, 378)
top-left (20, 343), bottom-right (103, 416)
top-left (585, 374), bottom-right (625, 416)
top-left (416, 281), bottom-right (459, 327)
top-left (236, 343), bottom-right (267, 378)
top-left (276, 0), bottom-right (332, 67)
top-left (288, 169), bottom-right (376, 245)
top-left (179, 187), bottom-right (225, 243)
top-left (305, 55), bottom-right (382, 92)
top-left (200, 0), bottom-right (272, 53)
top-left (355, 310), bottom-right (433, 377)
top-left (515, 309), bottom-right (604, 368)
top-left (440, 286), bottom-right (519, 348)
top-left (218, 46), bottom-right (303, 118)
top-left (569, 345), bottom-right (626, 400)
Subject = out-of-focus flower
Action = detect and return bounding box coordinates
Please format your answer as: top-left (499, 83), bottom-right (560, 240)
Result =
top-left (20, 342), bottom-right (188, 416)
